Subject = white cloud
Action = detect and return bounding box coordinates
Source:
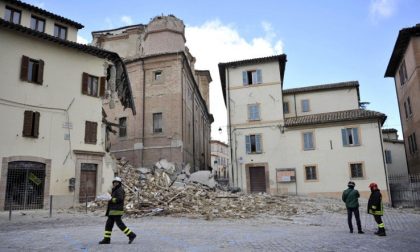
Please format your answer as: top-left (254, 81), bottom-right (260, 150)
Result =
top-left (185, 20), bottom-right (284, 142)
top-left (369, 0), bottom-right (396, 21)
top-left (121, 16), bottom-right (134, 26)
top-left (77, 35), bottom-right (89, 45)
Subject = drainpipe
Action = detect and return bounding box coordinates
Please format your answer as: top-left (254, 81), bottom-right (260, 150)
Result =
top-left (141, 59), bottom-right (145, 167)
top-left (226, 68), bottom-right (234, 187)
top-left (378, 120), bottom-right (392, 205)
top-left (293, 93), bottom-right (297, 118)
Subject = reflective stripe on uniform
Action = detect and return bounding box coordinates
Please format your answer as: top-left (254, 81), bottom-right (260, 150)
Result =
top-left (109, 210), bottom-right (124, 216)
top-left (104, 231), bottom-right (112, 238)
top-left (378, 223), bottom-right (385, 228)
top-left (111, 198), bottom-right (117, 203)
top-left (123, 227), bottom-right (132, 235)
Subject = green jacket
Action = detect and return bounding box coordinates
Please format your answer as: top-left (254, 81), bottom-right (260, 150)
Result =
top-left (342, 187), bottom-right (360, 208)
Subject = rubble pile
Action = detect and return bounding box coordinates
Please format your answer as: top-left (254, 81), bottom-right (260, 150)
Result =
top-left (88, 158), bottom-right (344, 219)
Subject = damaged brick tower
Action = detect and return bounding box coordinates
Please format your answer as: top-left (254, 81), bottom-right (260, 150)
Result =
top-left (92, 15), bottom-right (213, 171)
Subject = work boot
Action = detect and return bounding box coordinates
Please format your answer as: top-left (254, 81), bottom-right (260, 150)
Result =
top-left (128, 232), bottom-right (137, 244)
top-left (377, 228), bottom-right (386, 236)
top-left (374, 228), bottom-right (381, 235)
top-left (358, 230), bottom-right (364, 234)
top-left (349, 230), bottom-right (353, 233)
top-left (99, 238), bottom-right (110, 244)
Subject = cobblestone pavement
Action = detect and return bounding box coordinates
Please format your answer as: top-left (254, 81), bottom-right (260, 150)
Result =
top-left (0, 206), bottom-right (419, 252)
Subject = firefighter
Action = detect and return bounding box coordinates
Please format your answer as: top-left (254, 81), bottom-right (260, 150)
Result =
top-left (99, 177), bottom-right (137, 244)
top-left (342, 181), bottom-right (364, 234)
top-left (368, 182), bottom-right (386, 236)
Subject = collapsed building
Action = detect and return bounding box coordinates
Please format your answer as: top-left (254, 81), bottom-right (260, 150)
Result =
top-left (92, 15), bottom-right (213, 172)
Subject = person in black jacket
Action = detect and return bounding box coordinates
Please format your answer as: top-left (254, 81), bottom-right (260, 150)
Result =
top-left (99, 177), bottom-right (137, 244)
top-left (342, 181), bottom-right (364, 234)
top-left (368, 182), bottom-right (386, 236)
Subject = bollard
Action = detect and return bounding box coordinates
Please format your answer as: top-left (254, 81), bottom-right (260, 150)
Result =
top-left (49, 195), bottom-right (53, 218)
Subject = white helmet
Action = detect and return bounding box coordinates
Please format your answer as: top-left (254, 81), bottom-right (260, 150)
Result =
top-left (113, 176), bottom-right (122, 183)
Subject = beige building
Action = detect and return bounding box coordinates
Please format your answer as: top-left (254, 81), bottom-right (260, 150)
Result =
top-left (382, 129), bottom-right (408, 176)
top-left (219, 55), bottom-right (389, 201)
top-left (0, 0), bottom-right (134, 209)
top-left (385, 24), bottom-right (420, 174)
top-left (210, 140), bottom-right (229, 181)
top-left (91, 15), bottom-right (213, 171)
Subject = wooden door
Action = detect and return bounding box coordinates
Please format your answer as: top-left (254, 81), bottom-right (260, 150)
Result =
top-left (249, 166), bottom-right (266, 193)
top-left (79, 163), bottom-right (97, 203)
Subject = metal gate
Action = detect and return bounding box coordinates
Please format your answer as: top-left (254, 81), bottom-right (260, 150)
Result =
top-left (249, 166), bottom-right (266, 193)
top-left (79, 163), bottom-right (97, 203)
top-left (388, 173), bottom-right (420, 208)
top-left (5, 161), bottom-right (45, 210)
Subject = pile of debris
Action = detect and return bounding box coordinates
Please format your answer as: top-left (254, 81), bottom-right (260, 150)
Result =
top-left (87, 158), bottom-right (344, 219)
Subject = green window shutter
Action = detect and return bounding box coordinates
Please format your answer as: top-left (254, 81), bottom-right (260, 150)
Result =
top-left (245, 135), bottom-right (251, 153)
top-left (242, 71), bottom-right (248, 85)
top-left (341, 129), bottom-right (348, 146)
top-left (256, 69), bottom-right (262, 84)
top-left (20, 55), bottom-right (29, 81)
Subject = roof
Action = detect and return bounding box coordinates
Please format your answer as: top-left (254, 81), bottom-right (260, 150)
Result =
top-left (283, 81), bottom-right (359, 94)
top-left (0, 19), bottom-right (136, 114)
top-left (210, 140), bottom-right (228, 147)
top-left (91, 24), bottom-right (145, 35)
top-left (218, 54), bottom-right (287, 106)
top-left (385, 24), bottom-right (420, 77)
top-left (382, 128), bottom-right (398, 133)
top-left (384, 139), bottom-right (404, 144)
top-left (284, 109), bottom-right (387, 127)
top-left (195, 70), bottom-right (212, 83)
top-left (4, 0), bottom-right (83, 29)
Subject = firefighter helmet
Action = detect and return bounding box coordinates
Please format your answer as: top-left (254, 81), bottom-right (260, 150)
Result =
top-left (113, 176), bottom-right (122, 183)
top-left (368, 182), bottom-right (378, 189)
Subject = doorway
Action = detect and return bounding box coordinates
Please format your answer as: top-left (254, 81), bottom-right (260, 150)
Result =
top-left (249, 166), bottom-right (266, 193)
top-left (79, 163), bottom-right (97, 203)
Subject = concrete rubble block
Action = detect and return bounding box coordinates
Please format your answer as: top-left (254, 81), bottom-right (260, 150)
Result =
top-left (189, 171), bottom-right (216, 189)
top-left (154, 159), bottom-right (176, 175)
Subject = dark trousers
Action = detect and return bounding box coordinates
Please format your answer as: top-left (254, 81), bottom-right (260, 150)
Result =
top-left (105, 215), bottom-right (128, 232)
top-left (374, 215), bottom-right (383, 226)
top-left (347, 207), bottom-right (362, 231)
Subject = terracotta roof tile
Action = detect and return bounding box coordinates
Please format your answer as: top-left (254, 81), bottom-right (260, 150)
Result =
top-left (283, 81), bottom-right (359, 94)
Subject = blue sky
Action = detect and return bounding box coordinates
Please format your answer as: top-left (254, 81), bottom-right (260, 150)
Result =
top-left (26, 0), bottom-right (420, 142)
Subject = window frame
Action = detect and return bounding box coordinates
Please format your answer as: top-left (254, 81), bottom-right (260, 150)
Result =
top-left (283, 101), bottom-right (289, 114)
top-left (84, 121), bottom-right (98, 144)
top-left (245, 134), bottom-right (263, 154)
top-left (399, 60), bottom-right (408, 86)
top-left (153, 112), bottom-right (163, 133)
top-left (302, 131), bottom-right (315, 151)
top-left (81, 73), bottom-right (105, 98)
top-left (242, 69), bottom-right (262, 85)
top-left (54, 24), bottom-right (67, 40)
top-left (30, 15), bottom-right (45, 32)
top-left (247, 103), bottom-right (260, 121)
top-left (301, 99), bottom-right (310, 112)
top-left (384, 150), bottom-right (392, 164)
top-left (4, 6), bottom-right (21, 24)
top-left (349, 162), bottom-right (365, 179)
top-left (407, 97), bottom-right (413, 116)
top-left (20, 55), bottom-right (44, 85)
top-left (154, 70), bottom-right (162, 81)
top-left (22, 110), bottom-right (40, 138)
top-left (341, 127), bottom-right (360, 147)
top-left (118, 117), bottom-right (127, 137)
top-left (304, 165), bottom-right (318, 182)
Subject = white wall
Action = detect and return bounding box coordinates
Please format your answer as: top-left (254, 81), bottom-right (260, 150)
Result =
top-left (384, 141), bottom-right (409, 176)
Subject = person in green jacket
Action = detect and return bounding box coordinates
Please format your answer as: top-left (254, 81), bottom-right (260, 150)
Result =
top-left (99, 177), bottom-right (136, 244)
top-left (342, 181), bottom-right (364, 234)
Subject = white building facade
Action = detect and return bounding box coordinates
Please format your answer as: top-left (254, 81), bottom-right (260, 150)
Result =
top-left (382, 129), bottom-right (408, 176)
top-left (219, 55), bottom-right (390, 201)
top-left (0, 0), bottom-right (134, 209)
top-left (210, 140), bottom-right (229, 181)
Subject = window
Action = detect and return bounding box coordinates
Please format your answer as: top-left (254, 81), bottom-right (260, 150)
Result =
top-left (154, 71), bottom-right (162, 81)
top-left (242, 69), bottom-right (262, 85)
top-left (22, 111), bottom-right (40, 138)
top-left (153, 113), bottom-right (162, 133)
top-left (399, 60), bottom-right (408, 85)
top-left (119, 117), bottom-right (127, 137)
top-left (4, 6), bottom-right (21, 24)
top-left (82, 73), bottom-right (105, 97)
top-left (20, 56), bottom-right (44, 84)
top-left (408, 132), bottom-right (418, 154)
top-left (341, 127), bottom-right (360, 146)
top-left (304, 165), bottom-right (317, 181)
top-left (84, 121), bottom-right (97, 144)
top-left (245, 134), bottom-right (262, 154)
top-left (30, 16), bottom-right (45, 32)
top-left (283, 102), bottom-right (289, 114)
top-left (302, 99), bottom-right (310, 112)
top-left (54, 24), bottom-right (67, 39)
top-left (350, 163), bottom-right (364, 178)
top-left (407, 97), bottom-right (413, 116)
top-left (404, 101), bottom-right (409, 119)
top-left (385, 150), bottom-right (392, 164)
top-left (247, 104), bottom-right (260, 121)
top-left (303, 132), bottom-right (314, 150)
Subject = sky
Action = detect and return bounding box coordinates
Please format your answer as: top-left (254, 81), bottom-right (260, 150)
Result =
top-left (25, 0), bottom-right (420, 142)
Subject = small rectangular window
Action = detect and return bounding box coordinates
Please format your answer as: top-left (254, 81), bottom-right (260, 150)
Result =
top-left (84, 121), bottom-right (97, 144)
top-left (399, 60), bottom-right (408, 85)
top-left (350, 163), bottom-right (364, 178)
top-left (247, 104), bottom-right (260, 121)
top-left (20, 56), bottom-right (44, 84)
top-left (283, 102), bottom-right (289, 114)
top-left (303, 132), bottom-right (314, 150)
top-left (153, 113), bottom-right (162, 133)
top-left (54, 24), bottom-right (67, 39)
top-left (30, 16), bottom-right (45, 32)
top-left (119, 117), bottom-right (127, 137)
top-left (408, 133), bottom-right (418, 154)
top-left (404, 101), bottom-right (409, 119)
top-left (385, 150), bottom-right (392, 164)
top-left (341, 128), bottom-right (360, 146)
top-left (82, 73), bottom-right (101, 97)
top-left (154, 71), bottom-right (162, 81)
top-left (4, 6), bottom-right (21, 24)
top-left (407, 97), bottom-right (412, 116)
top-left (305, 165), bottom-right (317, 180)
top-left (245, 134), bottom-right (262, 154)
top-left (242, 69), bottom-right (262, 85)
top-left (22, 111), bottom-right (40, 138)
top-left (302, 99), bottom-right (310, 112)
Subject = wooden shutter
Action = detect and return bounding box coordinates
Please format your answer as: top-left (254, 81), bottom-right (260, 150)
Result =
top-left (242, 71), bottom-right (248, 85)
top-left (37, 60), bottom-right (44, 85)
top-left (255, 134), bottom-right (262, 153)
top-left (353, 128), bottom-right (359, 145)
top-left (85, 121), bottom-right (97, 144)
top-left (33, 112), bottom-right (40, 138)
top-left (22, 110), bottom-right (33, 137)
top-left (99, 77), bottom-right (106, 97)
top-left (341, 129), bottom-right (348, 146)
top-left (256, 69), bottom-right (262, 84)
top-left (82, 73), bottom-right (89, 95)
top-left (245, 135), bottom-right (251, 153)
top-left (20, 55), bottom-right (29, 81)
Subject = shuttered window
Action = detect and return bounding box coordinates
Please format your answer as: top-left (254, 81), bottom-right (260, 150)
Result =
top-left (153, 113), bottom-right (163, 133)
top-left (84, 121), bottom-right (97, 144)
top-left (341, 127), bottom-right (360, 146)
top-left (20, 56), bottom-right (44, 85)
top-left (22, 111), bottom-right (40, 138)
top-left (242, 69), bottom-right (262, 85)
top-left (245, 134), bottom-right (262, 154)
top-left (303, 132), bottom-right (314, 150)
top-left (247, 104), bottom-right (260, 120)
top-left (82, 73), bottom-right (105, 97)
